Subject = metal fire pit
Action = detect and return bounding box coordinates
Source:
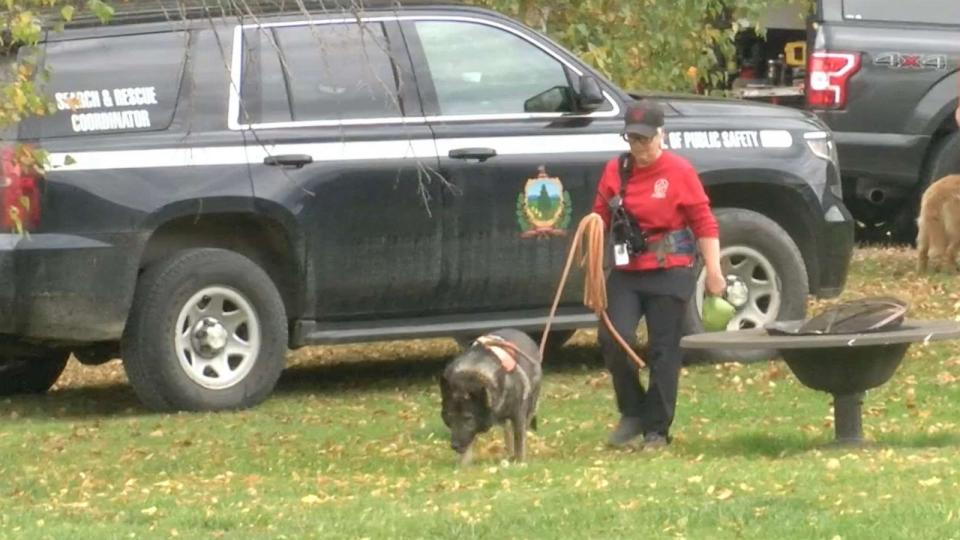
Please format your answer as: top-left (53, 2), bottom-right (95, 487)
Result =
top-left (681, 320), bottom-right (960, 445)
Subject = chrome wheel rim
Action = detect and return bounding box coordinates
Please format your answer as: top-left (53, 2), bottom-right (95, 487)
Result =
top-left (696, 246), bottom-right (782, 330)
top-left (174, 286), bottom-right (261, 390)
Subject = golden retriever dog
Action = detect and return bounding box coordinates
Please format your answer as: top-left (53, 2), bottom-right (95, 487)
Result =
top-left (917, 174), bottom-right (960, 273)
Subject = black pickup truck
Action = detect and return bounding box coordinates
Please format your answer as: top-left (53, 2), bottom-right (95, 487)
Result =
top-left (806, 0), bottom-right (960, 240)
top-left (0, 2), bottom-right (854, 411)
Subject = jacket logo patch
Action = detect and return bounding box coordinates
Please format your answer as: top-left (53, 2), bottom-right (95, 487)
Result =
top-left (517, 165), bottom-right (572, 238)
top-left (653, 178), bottom-right (669, 199)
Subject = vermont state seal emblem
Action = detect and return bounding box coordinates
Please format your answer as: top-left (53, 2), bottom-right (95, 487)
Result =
top-left (516, 165), bottom-right (572, 238)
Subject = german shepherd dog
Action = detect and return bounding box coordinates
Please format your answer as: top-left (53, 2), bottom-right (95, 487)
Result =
top-left (918, 174), bottom-right (960, 273)
top-left (440, 329), bottom-right (542, 466)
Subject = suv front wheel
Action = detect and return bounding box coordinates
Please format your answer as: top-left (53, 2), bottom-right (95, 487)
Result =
top-left (122, 248), bottom-right (288, 411)
top-left (682, 208), bottom-right (809, 363)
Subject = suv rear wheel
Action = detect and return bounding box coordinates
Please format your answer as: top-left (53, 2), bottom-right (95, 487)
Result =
top-left (682, 208), bottom-right (808, 363)
top-left (122, 248), bottom-right (288, 411)
top-left (529, 330), bottom-right (575, 355)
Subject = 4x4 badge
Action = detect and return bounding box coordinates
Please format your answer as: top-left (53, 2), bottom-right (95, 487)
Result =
top-left (873, 52), bottom-right (947, 71)
top-left (517, 165), bottom-right (572, 238)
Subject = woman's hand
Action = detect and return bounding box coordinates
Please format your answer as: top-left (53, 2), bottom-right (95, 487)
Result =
top-left (698, 237), bottom-right (726, 296)
top-left (705, 267), bottom-right (727, 297)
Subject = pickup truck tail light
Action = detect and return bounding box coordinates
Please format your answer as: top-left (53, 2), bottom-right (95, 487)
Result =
top-left (1, 146), bottom-right (42, 233)
top-left (806, 51), bottom-right (861, 109)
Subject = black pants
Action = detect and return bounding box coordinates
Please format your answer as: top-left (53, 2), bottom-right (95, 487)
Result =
top-left (598, 268), bottom-right (693, 437)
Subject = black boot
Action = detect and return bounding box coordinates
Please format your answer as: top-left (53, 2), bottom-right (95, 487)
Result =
top-left (607, 416), bottom-right (644, 447)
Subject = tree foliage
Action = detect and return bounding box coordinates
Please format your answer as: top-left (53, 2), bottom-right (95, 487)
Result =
top-left (1, 0), bottom-right (115, 131)
top-left (466, 0), bottom-right (810, 93)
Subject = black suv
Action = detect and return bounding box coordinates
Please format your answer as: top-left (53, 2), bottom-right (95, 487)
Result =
top-left (0, 3), bottom-right (854, 411)
top-left (807, 0), bottom-right (960, 239)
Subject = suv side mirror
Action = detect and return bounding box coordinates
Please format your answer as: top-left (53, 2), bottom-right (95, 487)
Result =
top-left (577, 76), bottom-right (606, 111)
top-left (524, 86), bottom-right (574, 113)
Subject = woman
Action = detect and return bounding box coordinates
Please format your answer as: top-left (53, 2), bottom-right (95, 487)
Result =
top-left (592, 99), bottom-right (726, 450)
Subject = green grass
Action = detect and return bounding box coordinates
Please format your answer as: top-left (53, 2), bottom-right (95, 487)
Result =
top-left (4, 247), bottom-right (960, 539)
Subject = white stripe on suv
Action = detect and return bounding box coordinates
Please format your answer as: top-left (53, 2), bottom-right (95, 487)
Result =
top-left (46, 130), bottom-right (797, 172)
top-left (47, 134), bottom-right (630, 171)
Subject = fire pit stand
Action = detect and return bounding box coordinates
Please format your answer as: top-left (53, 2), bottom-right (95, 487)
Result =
top-left (681, 320), bottom-right (960, 445)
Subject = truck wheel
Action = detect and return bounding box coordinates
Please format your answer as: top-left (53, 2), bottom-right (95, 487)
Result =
top-left (122, 248), bottom-right (288, 411)
top-left (682, 209), bottom-right (808, 364)
top-left (890, 131), bottom-right (960, 243)
top-left (0, 351), bottom-right (69, 395)
top-left (529, 330), bottom-right (575, 354)
top-left (926, 131), bottom-right (960, 182)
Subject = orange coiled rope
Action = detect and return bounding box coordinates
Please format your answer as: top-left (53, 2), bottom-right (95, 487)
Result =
top-left (539, 213), bottom-right (645, 368)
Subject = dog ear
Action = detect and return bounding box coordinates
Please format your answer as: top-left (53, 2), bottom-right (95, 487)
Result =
top-left (470, 387), bottom-right (492, 409)
top-left (440, 373), bottom-right (452, 402)
top-left (470, 388), bottom-right (496, 430)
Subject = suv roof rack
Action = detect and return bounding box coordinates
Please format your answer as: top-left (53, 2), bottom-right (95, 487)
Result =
top-left (52, 0), bottom-right (464, 28)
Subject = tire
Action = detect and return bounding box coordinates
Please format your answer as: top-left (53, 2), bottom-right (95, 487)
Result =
top-left (0, 351), bottom-right (69, 395)
top-left (528, 329), bottom-right (575, 355)
top-left (890, 131), bottom-right (960, 244)
top-left (682, 208), bottom-right (808, 364)
top-left (926, 131), bottom-right (960, 183)
top-left (121, 248), bottom-right (288, 412)
top-left (453, 334), bottom-right (477, 349)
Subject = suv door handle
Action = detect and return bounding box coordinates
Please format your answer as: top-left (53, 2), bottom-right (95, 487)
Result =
top-left (448, 147), bottom-right (497, 162)
top-left (263, 154), bottom-right (313, 168)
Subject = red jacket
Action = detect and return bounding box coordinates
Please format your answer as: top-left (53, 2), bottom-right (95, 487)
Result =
top-left (592, 151), bottom-right (718, 271)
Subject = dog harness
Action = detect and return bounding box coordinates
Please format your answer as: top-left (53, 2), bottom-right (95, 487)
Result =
top-left (473, 334), bottom-right (540, 373)
top-left (473, 333), bottom-right (540, 405)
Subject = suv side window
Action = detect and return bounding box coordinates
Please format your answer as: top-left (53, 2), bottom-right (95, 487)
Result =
top-left (413, 20), bottom-right (592, 116)
top-left (239, 22), bottom-right (401, 126)
top-left (842, 0), bottom-right (960, 25)
top-left (20, 32), bottom-right (187, 139)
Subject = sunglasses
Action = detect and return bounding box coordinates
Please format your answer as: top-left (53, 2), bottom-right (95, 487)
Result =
top-left (621, 133), bottom-right (656, 144)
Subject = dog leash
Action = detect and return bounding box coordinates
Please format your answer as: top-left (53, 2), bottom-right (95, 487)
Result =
top-left (540, 213), bottom-right (646, 368)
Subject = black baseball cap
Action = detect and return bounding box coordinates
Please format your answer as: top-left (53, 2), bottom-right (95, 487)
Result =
top-left (623, 99), bottom-right (664, 138)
